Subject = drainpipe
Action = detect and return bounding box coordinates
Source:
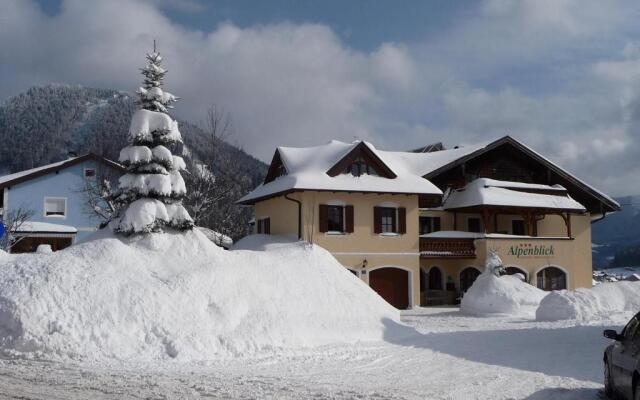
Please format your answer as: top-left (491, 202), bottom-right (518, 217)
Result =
top-left (592, 204), bottom-right (608, 224)
top-left (284, 193), bottom-right (302, 240)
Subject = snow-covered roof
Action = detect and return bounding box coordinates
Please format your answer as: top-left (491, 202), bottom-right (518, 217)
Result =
top-left (443, 178), bottom-right (586, 211)
top-left (238, 140), bottom-right (443, 204)
top-left (0, 154), bottom-right (123, 189)
top-left (420, 231), bottom-right (572, 240)
top-left (14, 222), bottom-right (78, 234)
top-left (238, 136), bottom-right (619, 213)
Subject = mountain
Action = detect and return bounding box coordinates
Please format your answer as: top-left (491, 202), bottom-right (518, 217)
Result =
top-left (591, 195), bottom-right (640, 268)
top-left (0, 85), bottom-right (267, 239)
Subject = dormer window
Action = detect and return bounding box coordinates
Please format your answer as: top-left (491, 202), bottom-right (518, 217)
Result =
top-left (344, 156), bottom-right (379, 177)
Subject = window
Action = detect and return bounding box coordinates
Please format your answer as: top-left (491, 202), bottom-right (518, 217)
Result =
top-left (512, 219), bottom-right (525, 235)
top-left (344, 156), bottom-right (378, 177)
top-left (536, 267), bottom-right (567, 291)
top-left (44, 197), bottom-right (66, 217)
top-left (320, 204), bottom-right (354, 233)
top-left (623, 317), bottom-right (640, 342)
top-left (84, 168), bottom-right (96, 179)
top-left (467, 217), bottom-right (482, 233)
top-left (420, 216), bottom-right (441, 235)
top-left (257, 217), bottom-right (270, 234)
top-left (380, 207), bottom-right (396, 233)
top-left (327, 205), bottom-right (344, 232)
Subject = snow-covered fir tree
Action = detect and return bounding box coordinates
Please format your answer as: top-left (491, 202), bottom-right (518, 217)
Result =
top-left (114, 51), bottom-right (194, 234)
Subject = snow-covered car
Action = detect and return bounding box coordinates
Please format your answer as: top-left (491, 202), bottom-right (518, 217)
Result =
top-left (603, 312), bottom-right (640, 399)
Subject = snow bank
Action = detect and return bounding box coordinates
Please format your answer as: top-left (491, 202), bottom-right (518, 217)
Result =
top-left (461, 273), bottom-right (547, 317)
top-left (536, 281), bottom-right (640, 321)
top-left (0, 231), bottom-right (406, 362)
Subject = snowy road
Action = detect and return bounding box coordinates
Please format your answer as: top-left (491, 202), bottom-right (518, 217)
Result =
top-left (0, 307), bottom-right (625, 400)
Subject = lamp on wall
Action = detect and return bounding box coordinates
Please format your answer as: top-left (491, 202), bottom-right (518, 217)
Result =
top-left (361, 258), bottom-right (368, 274)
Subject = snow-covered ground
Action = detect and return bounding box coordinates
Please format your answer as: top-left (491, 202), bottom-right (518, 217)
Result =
top-left (0, 307), bottom-right (628, 400)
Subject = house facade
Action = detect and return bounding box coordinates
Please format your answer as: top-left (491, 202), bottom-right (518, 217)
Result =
top-left (0, 154), bottom-right (123, 253)
top-left (238, 136), bottom-right (619, 309)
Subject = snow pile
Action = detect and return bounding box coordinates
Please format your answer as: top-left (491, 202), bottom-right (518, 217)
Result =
top-left (536, 281), bottom-right (640, 321)
top-left (461, 274), bottom-right (547, 317)
top-left (0, 231), bottom-right (406, 362)
top-left (460, 252), bottom-right (547, 316)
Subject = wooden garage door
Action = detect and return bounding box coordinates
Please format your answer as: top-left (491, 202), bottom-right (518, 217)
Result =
top-left (369, 268), bottom-right (409, 310)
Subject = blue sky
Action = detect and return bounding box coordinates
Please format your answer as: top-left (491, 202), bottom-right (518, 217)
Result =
top-left (4, 0), bottom-right (640, 195)
top-left (35, 0), bottom-right (468, 51)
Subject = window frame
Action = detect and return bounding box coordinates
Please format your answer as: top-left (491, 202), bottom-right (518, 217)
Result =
top-left (326, 205), bottom-right (345, 233)
top-left (380, 207), bottom-right (397, 234)
top-left (44, 196), bottom-right (67, 219)
top-left (467, 217), bottom-right (482, 233)
top-left (511, 218), bottom-right (525, 236)
top-left (83, 168), bottom-right (97, 179)
top-left (420, 216), bottom-right (441, 235)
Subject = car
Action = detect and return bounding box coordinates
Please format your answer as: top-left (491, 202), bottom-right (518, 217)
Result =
top-left (604, 312), bottom-right (640, 399)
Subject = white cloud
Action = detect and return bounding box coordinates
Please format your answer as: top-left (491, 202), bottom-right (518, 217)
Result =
top-left (2, 0), bottom-right (640, 195)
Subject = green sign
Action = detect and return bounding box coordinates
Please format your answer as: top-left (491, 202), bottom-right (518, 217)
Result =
top-left (508, 243), bottom-right (554, 258)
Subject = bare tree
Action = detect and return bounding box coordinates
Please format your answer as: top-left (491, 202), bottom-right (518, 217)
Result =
top-left (0, 207), bottom-right (35, 251)
top-left (183, 105), bottom-right (254, 239)
top-left (78, 167), bottom-right (122, 228)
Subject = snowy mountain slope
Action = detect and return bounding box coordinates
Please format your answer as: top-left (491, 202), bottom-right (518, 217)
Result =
top-left (0, 85), bottom-right (266, 183)
top-left (592, 195), bottom-right (640, 267)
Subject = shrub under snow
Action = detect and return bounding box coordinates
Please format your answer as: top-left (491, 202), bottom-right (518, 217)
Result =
top-left (461, 273), bottom-right (548, 317)
top-left (460, 252), bottom-right (547, 317)
top-left (0, 231), bottom-right (407, 362)
top-left (536, 281), bottom-right (640, 321)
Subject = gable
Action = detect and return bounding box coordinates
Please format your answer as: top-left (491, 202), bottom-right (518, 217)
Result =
top-left (425, 137), bottom-right (619, 214)
top-left (264, 149), bottom-right (288, 184)
top-left (326, 142), bottom-right (397, 179)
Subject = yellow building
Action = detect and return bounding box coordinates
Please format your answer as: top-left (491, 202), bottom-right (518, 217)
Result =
top-left (238, 136), bottom-right (619, 309)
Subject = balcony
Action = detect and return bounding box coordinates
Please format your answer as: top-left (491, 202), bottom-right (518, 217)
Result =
top-left (420, 233), bottom-right (478, 258)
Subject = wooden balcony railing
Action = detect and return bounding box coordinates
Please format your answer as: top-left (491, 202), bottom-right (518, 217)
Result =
top-left (419, 238), bottom-right (476, 258)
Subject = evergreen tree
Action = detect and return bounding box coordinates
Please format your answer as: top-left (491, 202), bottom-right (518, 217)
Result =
top-left (114, 51), bottom-right (194, 234)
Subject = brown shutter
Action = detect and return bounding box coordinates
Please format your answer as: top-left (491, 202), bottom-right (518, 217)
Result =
top-left (398, 207), bottom-right (406, 234)
top-left (319, 204), bottom-right (328, 233)
top-left (345, 205), bottom-right (354, 233)
top-left (373, 206), bottom-right (382, 234)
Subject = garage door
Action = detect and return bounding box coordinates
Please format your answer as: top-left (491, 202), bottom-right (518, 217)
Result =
top-left (369, 267), bottom-right (409, 309)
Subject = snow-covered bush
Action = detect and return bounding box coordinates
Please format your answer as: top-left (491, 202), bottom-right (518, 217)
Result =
top-left (461, 252), bottom-right (547, 317)
top-left (536, 281), bottom-right (640, 321)
top-left (114, 51), bottom-right (193, 234)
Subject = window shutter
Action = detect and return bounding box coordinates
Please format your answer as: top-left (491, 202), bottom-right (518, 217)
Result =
top-left (373, 206), bottom-right (382, 234)
top-left (434, 217), bottom-right (441, 232)
top-left (265, 218), bottom-right (271, 234)
top-left (345, 205), bottom-right (354, 233)
top-left (319, 204), bottom-right (328, 233)
top-left (398, 207), bottom-right (406, 234)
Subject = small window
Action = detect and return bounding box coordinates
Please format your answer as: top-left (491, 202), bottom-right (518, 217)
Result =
top-left (467, 217), bottom-right (482, 233)
top-left (512, 219), bottom-right (525, 235)
top-left (257, 217), bottom-right (271, 234)
top-left (44, 197), bottom-right (66, 217)
top-left (380, 207), bottom-right (396, 233)
top-left (84, 168), bottom-right (96, 179)
top-left (420, 216), bottom-right (441, 235)
top-left (536, 267), bottom-right (567, 291)
top-left (327, 205), bottom-right (344, 232)
top-left (343, 156), bottom-right (378, 177)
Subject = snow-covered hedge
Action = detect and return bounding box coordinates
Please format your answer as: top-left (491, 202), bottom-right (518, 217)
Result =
top-left (536, 281), bottom-right (640, 321)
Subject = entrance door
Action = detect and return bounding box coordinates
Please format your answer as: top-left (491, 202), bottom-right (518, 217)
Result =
top-left (369, 268), bottom-right (409, 309)
top-left (460, 267), bottom-right (480, 293)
